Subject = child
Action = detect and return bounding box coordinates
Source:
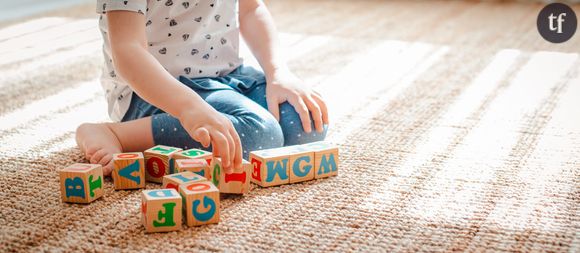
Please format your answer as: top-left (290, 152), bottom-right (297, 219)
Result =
top-left (76, 0), bottom-right (329, 176)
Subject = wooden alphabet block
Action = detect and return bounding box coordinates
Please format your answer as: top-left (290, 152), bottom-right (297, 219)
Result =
top-left (249, 147), bottom-right (291, 187)
top-left (162, 171), bottom-right (206, 191)
top-left (141, 189), bottom-right (182, 233)
top-left (212, 158), bottom-right (252, 194)
top-left (59, 163), bottom-right (104, 204)
top-left (301, 141), bottom-right (339, 179)
top-left (283, 147), bottom-right (315, 184)
top-left (175, 159), bottom-right (210, 179)
top-left (173, 148), bottom-right (213, 167)
top-left (179, 181), bottom-right (220, 226)
top-left (144, 145), bottom-right (182, 183)
top-left (112, 152), bottom-right (145, 190)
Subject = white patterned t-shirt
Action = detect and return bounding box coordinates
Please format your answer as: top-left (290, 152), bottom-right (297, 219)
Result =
top-left (96, 0), bottom-right (243, 121)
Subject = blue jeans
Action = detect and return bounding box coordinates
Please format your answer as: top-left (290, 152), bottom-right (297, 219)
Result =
top-left (122, 65), bottom-right (328, 159)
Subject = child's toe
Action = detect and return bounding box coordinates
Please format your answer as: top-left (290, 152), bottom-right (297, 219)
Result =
top-left (90, 149), bottom-right (107, 164)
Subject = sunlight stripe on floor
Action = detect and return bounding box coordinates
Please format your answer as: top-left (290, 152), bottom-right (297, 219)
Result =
top-left (327, 42), bottom-right (448, 143)
top-left (359, 49), bottom-right (520, 211)
top-left (0, 19), bottom-right (96, 55)
top-left (0, 98), bottom-right (108, 158)
top-left (0, 80), bottom-right (102, 132)
top-left (466, 64), bottom-right (580, 251)
top-left (0, 17), bottom-right (69, 42)
top-left (396, 52), bottom-right (576, 245)
top-left (0, 40), bottom-right (102, 88)
top-left (0, 27), bottom-right (100, 66)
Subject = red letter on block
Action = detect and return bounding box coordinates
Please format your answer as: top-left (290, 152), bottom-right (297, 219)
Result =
top-left (251, 158), bottom-right (261, 182)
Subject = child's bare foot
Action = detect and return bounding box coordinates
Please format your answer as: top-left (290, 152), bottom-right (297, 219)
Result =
top-left (75, 123), bottom-right (123, 176)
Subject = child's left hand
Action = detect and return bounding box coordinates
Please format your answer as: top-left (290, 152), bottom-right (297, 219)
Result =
top-left (265, 69), bottom-right (329, 133)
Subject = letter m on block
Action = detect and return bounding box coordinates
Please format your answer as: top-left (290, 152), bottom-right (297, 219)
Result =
top-left (318, 154), bottom-right (337, 175)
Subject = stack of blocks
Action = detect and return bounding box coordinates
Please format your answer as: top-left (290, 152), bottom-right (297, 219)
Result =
top-left (59, 142), bottom-right (338, 232)
top-left (250, 141), bottom-right (339, 187)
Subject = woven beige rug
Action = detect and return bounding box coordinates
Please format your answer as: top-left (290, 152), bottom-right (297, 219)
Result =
top-left (1, 0), bottom-right (579, 252)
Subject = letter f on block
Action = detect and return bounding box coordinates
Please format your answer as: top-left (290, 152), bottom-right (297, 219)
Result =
top-left (153, 202), bottom-right (177, 227)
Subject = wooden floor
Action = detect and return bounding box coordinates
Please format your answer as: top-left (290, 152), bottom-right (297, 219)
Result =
top-left (0, 1), bottom-right (579, 252)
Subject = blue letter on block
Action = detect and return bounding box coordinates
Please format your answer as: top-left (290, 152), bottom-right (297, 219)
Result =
top-left (192, 196), bottom-right (216, 222)
top-left (265, 159), bottom-right (289, 182)
top-left (147, 189), bottom-right (175, 198)
top-left (318, 154), bottom-right (337, 175)
top-left (293, 156), bottom-right (312, 177)
top-left (119, 160), bottom-right (141, 184)
top-left (172, 174), bottom-right (200, 183)
top-left (65, 177), bottom-right (85, 199)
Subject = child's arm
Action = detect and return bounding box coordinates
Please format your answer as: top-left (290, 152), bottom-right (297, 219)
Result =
top-left (107, 11), bottom-right (241, 171)
top-left (239, 0), bottom-right (329, 133)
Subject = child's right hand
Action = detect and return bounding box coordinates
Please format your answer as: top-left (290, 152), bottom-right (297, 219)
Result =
top-left (178, 104), bottom-right (242, 173)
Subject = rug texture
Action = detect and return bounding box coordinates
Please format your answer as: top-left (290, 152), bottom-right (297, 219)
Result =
top-left (1, 0), bottom-right (579, 252)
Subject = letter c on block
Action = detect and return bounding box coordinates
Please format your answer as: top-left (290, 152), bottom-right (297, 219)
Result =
top-left (192, 196), bottom-right (216, 222)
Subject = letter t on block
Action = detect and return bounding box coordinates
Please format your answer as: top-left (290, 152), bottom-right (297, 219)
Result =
top-left (141, 189), bottom-right (182, 233)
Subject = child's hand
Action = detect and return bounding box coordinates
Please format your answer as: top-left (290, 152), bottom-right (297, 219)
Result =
top-left (266, 69), bottom-right (329, 133)
top-left (178, 104), bottom-right (242, 173)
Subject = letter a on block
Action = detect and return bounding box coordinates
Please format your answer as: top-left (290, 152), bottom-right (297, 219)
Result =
top-left (120, 160), bottom-right (141, 184)
top-left (113, 152), bottom-right (145, 189)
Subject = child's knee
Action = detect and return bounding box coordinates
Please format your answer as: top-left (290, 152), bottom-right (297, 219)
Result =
top-left (278, 102), bottom-right (328, 146)
top-left (239, 112), bottom-right (284, 158)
